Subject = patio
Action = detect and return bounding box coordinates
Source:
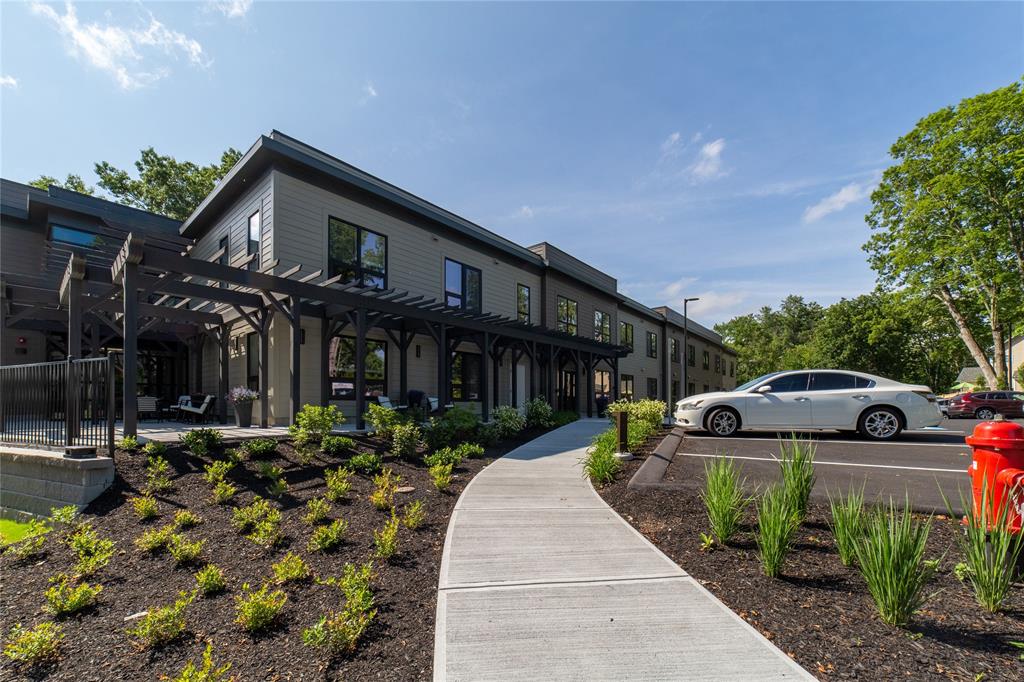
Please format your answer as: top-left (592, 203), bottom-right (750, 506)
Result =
top-left (127, 420), bottom-right (363, 443)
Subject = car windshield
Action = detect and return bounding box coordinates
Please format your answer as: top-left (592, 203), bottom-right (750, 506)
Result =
top-left (733, 372), bottom-right (785, 392)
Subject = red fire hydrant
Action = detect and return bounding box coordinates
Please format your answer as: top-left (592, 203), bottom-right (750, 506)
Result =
top-left (964, 416), bottom-right (1024, 534)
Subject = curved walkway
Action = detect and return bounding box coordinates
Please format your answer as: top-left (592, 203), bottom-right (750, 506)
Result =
top-left (434, 419), bottom-right (814, 681)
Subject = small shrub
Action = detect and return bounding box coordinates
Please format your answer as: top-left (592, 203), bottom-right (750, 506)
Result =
top-left (303, 605), bottom-right (375, 655)
top-left (211, 481), bottom-right (237, 504)
top-left (429, 463), bottom-right (453, 491)
top-left (3, 622), bottom-right (63, 666)
top-left (265, 478), bottom-right (289, 498)
top-left (145, 455), bottom-right (174, 493)
top-left (45, 574), bottom-right (102, 615)
top-left (455, 442), bottom-right (485, 459)
top-left (422, 407), bottom-right (480, 450)
top-left (195, 564), bottom-right (227, 596)
top-left (366, 403), bottom-right (402, 439)
top-left (49, 505), bottom-right (80, 528)
top-left (700, 457), bottom-right (750, 546)
top-left (249, 516), bottom-right (283, 548)
top-left (829, 486), bottom-right (867, 567)
top-left (231, 497), bottom-right (274, 534)
top-left (67, 524), bottom-right (115, 577)
top-left (756, 485), bottom-right (798, 578)
top-left (321, 435), bottom-right (356, 458)
top-left (325, 467), bottom-right (352, 501)
top-left (777, 435), bottom-right (816, 523)
top-left (348, 452), bottom-right (382, 475)
top-left (257, 462), bottom-right (284, 480)
top-left (289, 404), bottom-right (342, 445)
top-left (173, 510), bottom-right (202, 530)
top-left (203, 460), bottom-right (235, 485)
top-left (607, 398), bottom-right (666, 431)
top-left (525, 397), bottom-right (554, 428)
top-left (373, 513), bottom-right (400, 561)
top-left (581, 430), bottom-right (621, 487)
top-left (303, 497), bottom-right (332, 525)
top-left (5, 519), bottom-right (50, 561)
top-left (401, 500), bottom-right (426, 530)
top-left (391, 421), bottom-right (421, 459)
top-left (131, 495), bottom-right (160, 521)
top-left (135, 526), bottom-right (173, 553)
top-left (168, 534), bottom-right (205, 565)
top-left (170, 642), bottom-right (233, 682)
top-left (475, 422), bottom-right (500, 447)
top-left (128, 590), bottom-right (194, 647)
top-left (308, 519), bottom-right (348, 553)
top-left (272, 552), bottom-right (311, 584)
top-left (180, 428), bottom-right (223, 457)
top-left (338, 562), bottom-right (375, 612)
top-left (242, 437), bottom-right (278, 459)
top-left (369, 468), bottom-right (400, 510)
top-left (117, 435), bottom-right (140, 452)
top-left (225, 447), bottom-right (247, 465)
top-left (423, 447), bottom-right (461, 469)
top-left (235, 583), bottom-right (287, 632)
top-left (141, 440), bottom-right (167, 457)
top-left (854, 499), bottom-right (935, 626)
top-left (492, 405), bottom-right (526, 439)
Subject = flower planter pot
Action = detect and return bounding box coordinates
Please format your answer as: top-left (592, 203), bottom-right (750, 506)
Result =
top-left (233, 401), bottom-right (254, 428)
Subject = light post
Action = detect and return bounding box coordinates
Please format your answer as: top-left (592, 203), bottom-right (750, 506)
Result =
top-left (682, 297), bottom-right (699, 398)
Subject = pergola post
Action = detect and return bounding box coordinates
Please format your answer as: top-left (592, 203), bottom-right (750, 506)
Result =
top-left (573, 350), bottom-right (582, 416)
top-left (61, 254), bottom-right (86, 360)
top-left (192, 335), bottom-right (205, 395)
top-left (259, 317), bottom-right (270, 428)
top-left (547, 344), bottom-right (556, 407)
top-left (510, 347), bottom-right (519, 411)
top-left (355, 308), bottom-right (367, 430)
top-left (289, 296), bottom-right (302, 423)
top-left (320, 315), bottom-right (331, 406)
top-left (399, 326), bottom-right (408, 406)
top-left (491, 342), bottom-right (500, 410)
top-left (436, 322), bottom-right (447, 415)
top-left (586, 352), bottom-right (594, 418)
top-left (529, 341), bottom-right (537, 401)
top-left (611, 356), bottom-right (620, 401)
top-left (480, 331), bottom-right (490, 422)
top-left (114, 234), bottom-right (145, 438)
top-left (219, 325), bottom-right (229, 424)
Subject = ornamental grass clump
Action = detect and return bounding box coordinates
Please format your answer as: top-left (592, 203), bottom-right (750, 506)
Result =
top-left (303, 497), bottom-right (331, 525)
top-left (581, 429), bottom-right (621, 487)
top-left (128, 590), bottom-right (194, 647)
top-left (828, 485), bottom-right (867, 567)
top-left (699, 456), bottom-right (750, 546)
top-left (131, 495), bottom-right (159, 521)
top-left (854, 499), bottom-right (935, 627)
top-left (401, 500), bottom-right (426, 530)
top-left (3, 622), bottom-right (63, 667)
top-left (194, 564), bottom-right (227, 596)
top-left (777, 435), bottom-right (816, 523)
top-left (45, 574), bottom-right (102, 616)
top-left (272, 552), bottom-right (311, 584)
top-left (391, 421), bottom-right (421, 460)
top-left (170, 642), bottom-right (233, 682)
top-left (756, 485), bottom-right (799, 578)
top-left (429, 463), bottom-right (453, 491)
top-left (235, 583), bottom-right (287, 633)
top-left (308, 519), bottom-right (348, 553)
top-left (325, 467), bottom-right (352, 501)
top-left (943, 481), bottom-right (1024, 613)
top-left (373, 513), bottom-right (400, 561)
top-left (369, 468), bottom-right (400, 510)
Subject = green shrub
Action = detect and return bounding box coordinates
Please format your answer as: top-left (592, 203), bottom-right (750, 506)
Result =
top-left (552, 410), bottom-right (579, 427)
top-left (607, 399), bottom-right (666, 430)
top-left (391, 422), bottom-right (421, 459)
top-left (943, 481), bottom-right (1024, 613)
top-left (777, 435), bottom-right (816, 523)
top-left (325, 467), bottom-right (353, 501)
top-left (170, 642), bottom-right (233, 682)
top-left (45, 574), bottom-right (102, 615)
top-left (232, 497), bottom-right (281, 546)
top-left (211, 481), bottom-right (237, 504)
top-left (289, 404), bottom-right (343, 445)
top-left (127, 590), bottom-right (194, 647)
top-left (756, 485), bottom-right (799, 578)
top-left (271, 552), bottom-right (311, 584)
top-left (203, 460), bottom-right (235, 485)
top-left (321, 435), bottom-right (356, 458)
top-left (308, 519), bottom-right (348, 553)
top-left (225, 447), bottom-right (247, 465)
top-left (303, 497), bottom-right (331, 525)
top-left (135, 526), bottom-right (173, 553)
top-left (475, 422), bottom-right (500, 447)
top-left (348, 452), bottom-right (382, 475)
top-left (455, 442), bottom-right (485, 459)
top-left (145, 455), bottom-right (174, 493)
top-left (141, 440), bottom-right (167, 457)
top-left (67, 524), bottom-right (115, 577)
top-left (242, 437), bottom-right (277, 459)
top-left (117, 435), bottom-right (140, 452)
top-left (429, 463), bottom-right (453, 491)
top-left (257, 462), bottom-right (284, 480)
top-left (248, 516), bottom-right (283, 548)
top-left (369, 468), bottom-right (399, 510)
top-left (180, 428), bottom-right (222, 457)
top-left (3, 622), bottom-right (63, 666)
top-left (5, 519), bottom-right (50, 561)
top-left (173, 510), bottom-right (202, 530)
top-left (700, 457), bottom-right (750, 546)
top-left (854, 499), bottom-right (935, 626)
top-left (828, 486), bottom-right (866, 567)
top-left (265, 478), bottom-right (289, 498)
top-left (49, 505), bottom-right (79, 528)
top-left (235, 583), bottom-right (287, 632)
top-left (373, 513), bottom-right (400, 560)
top-left (492, 406), bottom-right (527, 439)
top-left (401, 500), bottom-right (426, 530)
top-left (304, 562), bottom-right (375, 654)
top-left (366, 403), bottom-right (402, 439)
top-left (423, 447), bottom-right (461, 469)
top-left (194, 564), bottom-right (227, 596)
top-left (581, 429), bottom-right (622, 487)
top-left (168, 534), bottom-right (204, 565)
top-left (525, 397), bottom-right (554, 428)
top-left (423, 407), bottom-right (480, 450)
top-left (131, 495), bottom-right (159, 521)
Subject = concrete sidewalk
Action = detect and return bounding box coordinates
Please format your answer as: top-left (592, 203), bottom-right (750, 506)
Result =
top-left (434, 419), bottom-right (814, 681)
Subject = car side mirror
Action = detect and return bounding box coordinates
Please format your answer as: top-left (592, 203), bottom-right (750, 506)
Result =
top-left (756, 385), bottom-right (773, 394)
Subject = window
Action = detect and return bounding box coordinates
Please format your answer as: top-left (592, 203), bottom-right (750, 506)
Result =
top-left (687, 382), bottom-right (695, 397)
top-left (703, 384), bottom-right (710, 393)
top-left (246, 333), bottom-right (259, 390)
top-left (517, 284), bottom-right (530, 323)
top-left (647, 377), bottom-right (658, 399)
top-left (762, 373), bottom-right (810, 393)
top-left (445, 258), bottom-right (482, 313)
top-left (670, 338), bottom-right (679, 363)
top-left (51, 225), bottom-right (106, 248)
top-left (328, 218), bottom-right (387, 288)
top-left (672, 380), bottom-right (679, 404)
top-left (687, 344), bottom-right (695, 367)
top-left (702, 350), bottom-right (710, 370)
top-left (247, 211), bottom-right (261, 271)
top-left (619, 322), bottom-right (634, 351)
top-left (715, 355), bottom-right (721, 373)
top-left (729, 361), bottom-right (735, 377)
top-left (620, 374), bottom-right (634, 400)
top-left (328, 336), bottom-right (387, 399)
top-left (557, 296), bottom-right (578, 335)
top-left (647, 331), bottom-right (658, 358)
top-left (594, 310), bottom-right (611, 343)
top-left (218, 236), bottom-right (229, 287)
top-left (594, 370), bottom-right (611, 396)
top-left (809, 373), bottom-right (858, 391)
top-left (450, 351), bottom-right (483, 401)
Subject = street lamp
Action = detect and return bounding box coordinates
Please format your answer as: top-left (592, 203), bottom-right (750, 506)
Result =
top-left (682, 297), bottom-right (699, 398)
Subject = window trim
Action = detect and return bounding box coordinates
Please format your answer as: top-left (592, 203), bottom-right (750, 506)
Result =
top-left (327, 216), bottom-right (388, 289)
top-left (619, 321), bottom-right (634, 351)
top-left (444, 258), bottom-right (482, 313)
top-left (556, 295), bottom-right (578, 336)
top-left (516, 283), bottom-right (531, 323)
top-left (594, 310), bottom-right (611, 344)
top-left (620, 373), bottom-right (635, 401)
top-left (247, 210), bottom-right (261, 271)
top-left (646, 331), bottom-right (658, 359)
top-left (450, 350), bottom-right (484, 402)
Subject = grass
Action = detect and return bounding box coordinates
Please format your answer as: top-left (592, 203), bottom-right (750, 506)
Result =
top-left (776, 435), bottom-right (816, 523)
top-left (828, 485), bottom-right (867, 567)
top-left (755, 485), bottom-right (798, 578)
top-left (700, 456), bottom-right (750, 546)
top-left (0, 519), bottom-right (34, 545)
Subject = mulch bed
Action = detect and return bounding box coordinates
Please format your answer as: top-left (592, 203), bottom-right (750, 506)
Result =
top-left (0, 426), bottom-right (554, 681)
top-left (598, 436), bottom-right (1024, 682)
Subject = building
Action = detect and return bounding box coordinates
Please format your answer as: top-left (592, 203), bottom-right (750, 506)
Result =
top-left (1, 131), bottom-right (736, 437)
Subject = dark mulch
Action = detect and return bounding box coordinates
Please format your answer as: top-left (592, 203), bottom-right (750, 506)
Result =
top-left (0, 427), bottom-right (554, 681)
top-left (598, 439), bottom-right (1024, 682)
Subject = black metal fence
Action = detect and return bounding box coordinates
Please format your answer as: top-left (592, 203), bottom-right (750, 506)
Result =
top-left (0, 355), bottom-right (116, 454)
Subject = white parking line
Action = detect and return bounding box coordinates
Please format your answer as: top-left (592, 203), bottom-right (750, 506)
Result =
top-left (677, 452), bottom-right (965, 474)
top-left (682, 434), bottom-right (966, 448)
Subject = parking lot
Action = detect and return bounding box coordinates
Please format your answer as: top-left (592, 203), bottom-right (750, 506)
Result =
top-left (674, 418), bottom-right (1014, 513)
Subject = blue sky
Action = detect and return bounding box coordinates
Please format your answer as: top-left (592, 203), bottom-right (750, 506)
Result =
top-left (2, 1), bottom-right (1021, 325)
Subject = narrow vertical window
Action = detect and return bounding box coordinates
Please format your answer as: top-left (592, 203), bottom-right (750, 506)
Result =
top-left (445, 258), bottom-right (482, 313)
top-left (556, 296), bottom-right (578, 335)
top-left (247, 210), bottom-right (261, 271)
top-left (246, 332), bottom-right (259, 390)
top-left (517, 284), bottom-right (530, 323)
top-left (647, 331), bottom-right (658, 359)
top-left (594, 310), bottom-right (610, 343)
top-left (619, 322), bottom-right (633, 351)
top-left (670, 338), bottom-right (679, 362)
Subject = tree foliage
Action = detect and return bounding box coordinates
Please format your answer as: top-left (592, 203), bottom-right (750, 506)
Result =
top-left (714, 295), bottom-right (823, 382)
top-left (28, 174), bottom-right (94, 195)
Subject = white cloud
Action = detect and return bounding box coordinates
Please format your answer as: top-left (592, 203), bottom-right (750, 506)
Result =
top-left (660, 131), bottom-right (682, 155)
top-left (659, 276), bottom-right (699, 300)
top-left (689, 137), bottom-right (727, 181)
top-left (31, 1), bottom-right (207, 90)
top-left (802, 181), bottom-right (874, 223)
top-left (517, 205), bottom-right (534, 219)
top-left (683, 291), bottom-right (749, 320)
top-left (358, 81), bottom-right (378, 105)
top-left (0, 75), bottom-right (17, 88)
top-left (207, 0), bottom-right (253, 19)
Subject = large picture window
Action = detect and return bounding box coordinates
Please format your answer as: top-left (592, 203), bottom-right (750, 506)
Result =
top-left (328, 336), bottom-right (387, 400)
top-left (328, 218), bottom-right (387, 288)
top-left (246, 332), bottom-right (259, 390)
top-left (450, 351), bottom-right (483, 401)
top-left (445, 258), bottom-right (482, 312)
top-left (557, 296), bottom-right (578, 335)
top-left (247, 211), bottom-right (261, 271)
top-left (594, 310), bottom-right (611, 343)
top-left (619, 321), bottom-right (633, 351)
top-left (517, 284), bottom-right (530, 323)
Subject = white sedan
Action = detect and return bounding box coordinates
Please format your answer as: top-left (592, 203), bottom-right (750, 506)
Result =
top-left (674, 370), bottom-right (942, 441)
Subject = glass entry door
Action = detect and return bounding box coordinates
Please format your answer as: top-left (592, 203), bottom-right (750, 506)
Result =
top-left (557, 368), bottom-right (577, 413)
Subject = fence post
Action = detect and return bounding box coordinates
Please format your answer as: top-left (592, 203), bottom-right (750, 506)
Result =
top-left (65, 356), bottom-right (76, 447)
top-left (107, 352), bottom-right (116, 454)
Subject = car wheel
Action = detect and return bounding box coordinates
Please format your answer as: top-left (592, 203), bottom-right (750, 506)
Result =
top-left (706, 408), bottom-right (740, 437)
top-left (975, 407), bottom-right (996, 420)
top-left (858, 407), bottom-right (902, 441)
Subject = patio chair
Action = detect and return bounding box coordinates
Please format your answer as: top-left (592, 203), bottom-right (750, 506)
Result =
top-left (376, 396), bottom-right (406, 411)
top-left (169, 395), bottom-right (191, 421)
top-left (137, 396), bottom-right (160, 422)
top-left (180, 395), bottom-right (214, 424)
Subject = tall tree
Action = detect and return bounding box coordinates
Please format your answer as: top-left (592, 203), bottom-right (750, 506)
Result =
top-left (28, 174), bottom-right (94, 195)
top-left (715, 296), bottom-right (823, 382)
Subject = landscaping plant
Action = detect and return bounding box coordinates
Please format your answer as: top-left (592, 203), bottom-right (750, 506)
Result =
top-left (168, 534), bottom-right (205, 565)
top-left (211, 480), bottom-right (237, 504)
top-left (173, 510), bottom-right (202, 529)
top-left (581, 430), bottom-right (622, 487)
top-left (3, 622), bottom-right (63, 667)
top-left (179, 428), bottom-right (223, 457)
top-left (141, 440), bottom-right (167, 457)
top-left (324, 467), bottom-right (352, 501)
top-left (127, 590), bottom-right (194, 647)
top-left (131, 495), bottom-right (159, 521)
top-left (302, 497), bottom-right (331, 525)
top-left (391, 421), bottom-right (421, 459)
top-left (235, 583), bottom-right (287, 632)
top-left (170, 642), bottom-right (233, 682)
top-left (366, 402), bottom-right (402, 439)
top-left (67, 523), bottom-right (115, 576)
top-left (265, 477), bottom-right (289, 498)
top-left (854, 499), bottom-right (936, 626)
top-left (5, 519), bottom-right (50, 561)
top-left (828, 485), bottom-right (867, 567)
top-left (422, 407), bottom-right (480, 450)
top-left (525, 396), bottom-right (554, 428)
top-left (308, 518), bottom-right (348, 553)
top-left (492, 405), bottom-right (527, 439)
top-left (429, 463), bottom-right (453, 491)
top-left (776, 435), bottom-right (816, 523)
top-left (699, 456), bottom-right (750, 546)
top-left (203, 460), bottom-right (235, 485)
top-left (145, 455), bottom-right (174, 493)
top-left (272, 552), bottom-right (311, 584)
top-left (45, 574), bottom-right (102, 615)
top-left (373, 513), bottom-right (400, 560)
top-left (257, 462), bottom-right (284, 480)
top-left (755, 485), bottom-right (799, 578)
top-left (348, 452), bottom-right (382, 475)
top-left (607, 398), bottom-right (666, 431)
top-left (135, 526), bottom-right (173, 553)
top-left (321, 435), bottom-right (356, 458)
top-left (401, 500), bottom-right (426, 530)
top-left (117, 435), bottom-right (140, 452)
top-left (289, 404), bottom-right (342, 445)
top-left (455, 442), bottom-right (485, 459)
top-left (243, 437), bottom-right (277, 459)
top-left (424, 447), bottom-right (462, 469)
top-left (194, 564), bottom-right (227, 596)
top-left (369, 468), bottom-right (400, 510)
top-left (304, 562), bottom-right (376, 654)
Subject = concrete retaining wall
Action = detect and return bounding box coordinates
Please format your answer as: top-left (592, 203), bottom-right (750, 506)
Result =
top-left (0, 446), bottom-right (114, 519)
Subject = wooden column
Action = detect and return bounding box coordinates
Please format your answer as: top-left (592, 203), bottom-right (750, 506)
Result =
top-left (320, 315), bottom-right (331, 406)
top-left (435, 322), bottom-right (447, 414)
top-left (586, 352), bottom-right (594, 418)
top-left (219, 325), bottom-right (229, 424)
top-left (355, 308), bottom-right (367, 430)
top-left (114, 235), bottom-right (144, 437)
top-left (510, 347), bottom-right (520, 411)
top-left (611, 356), bottom-right (620, 401)
top-left (259, 318), bottom-right (270, 428)
top-left (547, 345), bottom-right (556, 407)
top-left (399, 326), bottom-right (408, 406)
top-left (289, 296), bottom-right (302, 423)
top-left (479, 332), bottom-right (490, 422)
top-left (492, 343), bottom-right (501, 409)
top-left (529, 341), bottom-right (537, 401)
top-left (61, 254), bottom-right (86, 361)
top-left (573, 350), bottom-right (582, 416)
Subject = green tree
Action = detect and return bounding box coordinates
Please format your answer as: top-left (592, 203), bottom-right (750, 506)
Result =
top-left (93, 147), bottom-right (242, 221)
top-left (28, 174), bottom-right (94, 195)
top-left (715, 295), bottom-right (823, 382)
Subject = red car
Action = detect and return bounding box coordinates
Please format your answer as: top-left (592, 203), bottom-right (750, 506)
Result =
top-left (946, 391), bottom-right (1024, 419)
